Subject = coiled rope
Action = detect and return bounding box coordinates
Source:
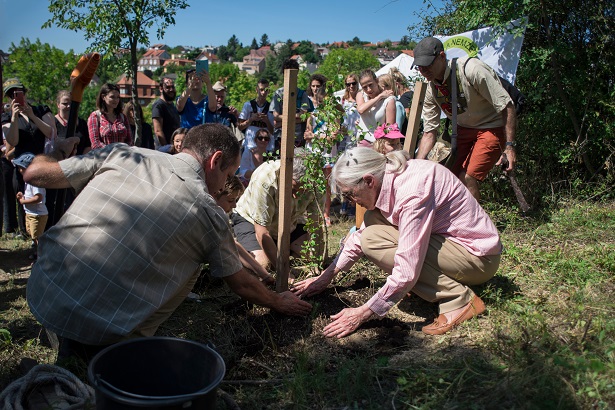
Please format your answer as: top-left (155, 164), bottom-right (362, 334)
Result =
top-left (0, 364), bottom-right (95, 410)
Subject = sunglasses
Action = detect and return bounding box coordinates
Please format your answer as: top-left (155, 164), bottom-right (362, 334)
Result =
top-left (256, 136), bottom-right (271, 142)
top-left (346, 81), bottom-right (358, 87)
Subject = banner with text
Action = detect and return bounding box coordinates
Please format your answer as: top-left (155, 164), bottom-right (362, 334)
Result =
top-left (436, 18), bottom-right (527, 84)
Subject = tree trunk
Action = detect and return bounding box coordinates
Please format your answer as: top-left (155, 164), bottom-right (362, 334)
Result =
top-left (130, 40), bottom-right (142, 148)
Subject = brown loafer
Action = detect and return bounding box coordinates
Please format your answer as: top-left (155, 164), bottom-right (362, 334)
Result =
top-left (422, 296), bottom-right (486, 335)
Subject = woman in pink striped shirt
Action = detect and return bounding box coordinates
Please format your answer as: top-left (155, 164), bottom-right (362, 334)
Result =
top-left (294, 147), bottom-right (502, 337)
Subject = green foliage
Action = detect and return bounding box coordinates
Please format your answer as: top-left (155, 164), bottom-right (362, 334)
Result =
top-left (0, 329), bottom-right (12, 347)
top-left (44, 0), bottom-right (189, 146)
top-left (260, 53), bottom-right (281, 84)
top-left (45, 0), bottom-right (189, 53)
top-left (4, 38), bottom-right (79, 107)
top-left (259, 33), bottom-right (270, 47)
top-left (317, 48), bottom-right (380, 91)
top-left (226, 72), bottom-right (258, 110)
top-left (298, 82), bottom-right (349, 268)
top-left (409, 0), bottom-right (615, 198)
top-left (295, 40), bottom-right (322, 64)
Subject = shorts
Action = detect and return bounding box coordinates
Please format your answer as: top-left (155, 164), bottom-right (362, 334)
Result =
top-left (452, 126), bottom-right (505, 181)
top-left (230, 212), bottom-right (307, 252)
top-left (26, 214), bottom-right (48, 240)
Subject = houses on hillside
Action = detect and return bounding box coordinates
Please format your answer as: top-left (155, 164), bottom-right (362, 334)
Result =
top-left (116, 72), bottom-right (158, 107)
top-left (238, 46), bottom-right (273, 75)
top-left (138, 48), bottom-right (171, 72)
top-left (109, 39), bottom-right (414, 106)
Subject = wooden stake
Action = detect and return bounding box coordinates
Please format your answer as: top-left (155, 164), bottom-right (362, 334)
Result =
top-left (275, 69), bottom-right (298, 292)
top-left (403, 81), bottom-right (427, 157)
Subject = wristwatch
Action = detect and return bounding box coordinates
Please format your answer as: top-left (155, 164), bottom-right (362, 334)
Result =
top-left (505, 141), bottom-right (516, 148)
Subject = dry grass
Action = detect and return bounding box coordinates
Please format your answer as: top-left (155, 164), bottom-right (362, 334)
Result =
top-left (1, 201), bottom-right (614, 409)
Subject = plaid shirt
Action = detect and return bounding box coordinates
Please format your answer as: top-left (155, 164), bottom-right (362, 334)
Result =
top-left (87, 110), bottom-right (133, 150)
top-left (27, 144), bottom-right (241, 345)
top-left (335, 159), bottom-right (502, 316)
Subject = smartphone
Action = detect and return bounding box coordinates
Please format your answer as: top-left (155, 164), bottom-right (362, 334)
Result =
top-left (14, 90), bottom-right (25, 106)
top-left (196, 59), bottom-right (209, 75)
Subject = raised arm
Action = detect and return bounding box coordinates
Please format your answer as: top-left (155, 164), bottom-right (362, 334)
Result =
top-left (204, 72), bottom-right (217, 113)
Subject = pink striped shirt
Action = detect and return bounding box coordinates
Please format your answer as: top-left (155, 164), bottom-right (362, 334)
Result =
top-left (335, 159), bottom-right (502, 316)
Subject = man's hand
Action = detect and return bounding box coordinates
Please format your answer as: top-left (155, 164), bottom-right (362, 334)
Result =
top-left (503, 148), bottom-right (516, 172)
top-left (274, 291), bottom-right (312, 316)
top-left (224, 268), bottom-right (312, 316)
top-left (322, 305), bottom-right (374, 338)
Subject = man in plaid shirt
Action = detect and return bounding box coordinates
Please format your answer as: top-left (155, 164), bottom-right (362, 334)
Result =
top-left (24, 124), bottom-right (311, 363)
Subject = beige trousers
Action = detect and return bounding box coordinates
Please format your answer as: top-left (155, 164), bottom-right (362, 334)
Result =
top-left (360, 210), bottom-right (500, 314)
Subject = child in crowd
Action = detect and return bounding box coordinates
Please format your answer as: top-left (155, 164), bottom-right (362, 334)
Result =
top-left (216, 176), bottom-right (275, 285)
top-left (13, 153), bottom-right (48, 260)
top-left (373, 123), bottom-right (403, 154)
top-left (158, 127), bottom-right (187, 154)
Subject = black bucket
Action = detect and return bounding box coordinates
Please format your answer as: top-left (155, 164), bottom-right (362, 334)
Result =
top-left (88, 337), bottom-right (225, 409)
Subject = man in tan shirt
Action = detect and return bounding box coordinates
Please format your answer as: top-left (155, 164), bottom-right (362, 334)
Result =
top-left (413, 37), bottom-right (518, 200)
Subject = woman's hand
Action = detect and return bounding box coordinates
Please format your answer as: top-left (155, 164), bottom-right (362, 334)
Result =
top-left (379, 90), bottom-right (394, 100)
top-left (323, 305), bottom-right (374, 338)
top-left (11, 100), bottom-right (23, 119)
top-left (20, 102), bottom-right (35, 119)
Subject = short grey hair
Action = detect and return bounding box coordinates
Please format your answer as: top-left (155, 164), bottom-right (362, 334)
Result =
top-left (292, 147), bottom-right (308, 180)
top-left (331, 147), bottom-right (409, 193)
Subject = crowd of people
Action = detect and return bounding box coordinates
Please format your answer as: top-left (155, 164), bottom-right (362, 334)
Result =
top-left (0, 36), bottom-right (519, 363)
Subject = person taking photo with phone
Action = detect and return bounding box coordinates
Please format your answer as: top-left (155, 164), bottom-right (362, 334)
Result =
top-left (2, 78), bottom-right (55, 237)
top-left (176, 69), bottom-right (216, 129)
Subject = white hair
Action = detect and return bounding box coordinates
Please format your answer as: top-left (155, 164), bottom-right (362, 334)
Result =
top-left (292, 147), bottom-right (308, 180)
top-left (331, 147), bottom-right (409, 193)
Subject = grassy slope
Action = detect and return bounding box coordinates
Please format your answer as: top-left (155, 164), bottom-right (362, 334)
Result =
top-left (0, 200), bottom-right (613, 409)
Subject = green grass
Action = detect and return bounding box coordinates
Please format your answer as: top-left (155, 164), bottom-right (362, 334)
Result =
top-left (1, 200), bottom-right (614, 409)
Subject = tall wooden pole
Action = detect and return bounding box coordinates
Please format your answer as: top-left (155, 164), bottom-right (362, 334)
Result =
top-left (403, 81), bottom-right (427, 157)
top-left (275, 69), bottom-right (298, 292)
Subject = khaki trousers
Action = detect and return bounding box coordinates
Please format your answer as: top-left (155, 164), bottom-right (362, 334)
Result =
top-left (360, 210), bottom-right (500, 314)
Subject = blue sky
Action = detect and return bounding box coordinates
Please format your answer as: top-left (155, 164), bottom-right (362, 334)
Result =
top-left (0, 0), bottom-right (443, 53)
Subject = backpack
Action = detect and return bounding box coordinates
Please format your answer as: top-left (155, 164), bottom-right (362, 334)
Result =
top-left (461, 57), bottom-right (526, 117)
top-left (296, 89), bottom-right (314, 112)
